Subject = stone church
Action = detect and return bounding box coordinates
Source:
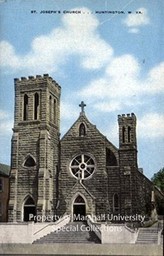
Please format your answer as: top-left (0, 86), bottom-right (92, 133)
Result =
top-left (8, 74), bottom-right (158, 222)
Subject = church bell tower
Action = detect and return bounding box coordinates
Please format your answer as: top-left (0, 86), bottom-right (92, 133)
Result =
top-left (118, 113), bottom-right (138, 215)
top-left (8, 74), bottom-right (61, 222)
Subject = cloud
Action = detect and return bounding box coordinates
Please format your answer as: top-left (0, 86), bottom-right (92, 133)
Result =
top-left (128, 28), bottom-right (139, 34)
top-left (0, 7), bottom-right (113, 74)
top-left (138, 113), bottom-right (164, 138)
top-left (93, 101), bottom-right (122, 113)
top-left (0, 120), bottom-right (13, 135)
top-left (80, 54), bottom-right (141, 102)
top-left (100, 122), bottom-right (119, 146)
top-left (61, 101), bottom-right (79, 120)
top-left (103, 112), bottom-right (164, 146)
top-left (79, 55), bottom-right (164, 112)
top-left (146, 62), bottom-right (164, 93)
top-left (102, 112), bottom-right (164, 147)
top-left (105, 54), bottom-right (140, 78)
top-left (0, 110), bottom-right (13, 135)
top-left (123, 8), bottom-right (150, 33)
top-left (0, 41), bottom-right (21, 69)
top-left (0, 6), bottom-right (163, 141)
top-left (0, 110), bottom-right (9, 120)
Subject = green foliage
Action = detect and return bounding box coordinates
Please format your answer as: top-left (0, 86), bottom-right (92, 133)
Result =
top-left (151, 168), bottom-right (164, 192)
top-left (143, 220), bottom-right (158, 228)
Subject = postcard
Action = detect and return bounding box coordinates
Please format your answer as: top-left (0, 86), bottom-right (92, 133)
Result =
top-left (0, 0), bottom-right (163, 255)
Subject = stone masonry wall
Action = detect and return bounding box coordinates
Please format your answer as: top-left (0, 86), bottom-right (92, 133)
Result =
top-left (59, 114), bottom-right (118, 218)
top-left (9, 75), bottom-right (60, 221)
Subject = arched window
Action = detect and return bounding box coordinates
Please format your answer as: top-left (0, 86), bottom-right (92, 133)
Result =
top-left (49, 95), bottom-right (52, 122)
top-left (0, 179), bottom-right (3, 192)
top-left (34, 93), bottom-right (39, 120)
top-left (54, 99), bottom-right (56, 124)
top-left (128, 126), bottom-right (131, 143)
top-left (122, 126), bottom-right (125, 143)
top-left (79, 123), bottom-right (86, 136)
top-left (24, 196), bottom-right (35, 205)
top-left (23, 94), bottom-right (28, 121)
top-left (24, 155), bottom-right (36, 167)
top-left (106, 148), bottom-right (117, 166)
top-left (113, 193), bottom-right (119, 212)
top-left (74, 195), bottom-right (85, 204)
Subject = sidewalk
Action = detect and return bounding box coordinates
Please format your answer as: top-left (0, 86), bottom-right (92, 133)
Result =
top-left (0, 243), bottom-right (163, 256)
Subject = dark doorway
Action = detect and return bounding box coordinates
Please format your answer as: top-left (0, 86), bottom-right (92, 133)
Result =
top-left (23, 196), bottom-right (36, 221)
top-left (73, 195), bottom-right (86, 221)
top-left (24, 206), bottom-right (36, 221)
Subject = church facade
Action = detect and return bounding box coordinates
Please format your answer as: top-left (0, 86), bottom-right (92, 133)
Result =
top-left (8, 74), bottom-right (156, 222)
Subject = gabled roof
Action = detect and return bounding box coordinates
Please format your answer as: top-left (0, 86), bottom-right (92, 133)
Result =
top-left (61, 112), bottom-right (118, 151)
top-left (0, 163), bottom-right (10, 177)
top-left (61, 112), bottom-right (98, 140)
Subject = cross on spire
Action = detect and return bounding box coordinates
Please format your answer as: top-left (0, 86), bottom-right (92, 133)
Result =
top-left (79, 101), bottom-right (86, 114)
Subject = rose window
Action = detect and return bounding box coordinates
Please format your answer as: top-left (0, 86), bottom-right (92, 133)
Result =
top-left (70, 154), bottom-right (95, 179)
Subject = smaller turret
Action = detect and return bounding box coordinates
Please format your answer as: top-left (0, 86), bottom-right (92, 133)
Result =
top-left (118, 113), bottom-right (137, 150)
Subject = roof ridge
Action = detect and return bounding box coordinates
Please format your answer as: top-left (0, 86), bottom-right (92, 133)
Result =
top-left (0, 163), bottom-right (10, 176)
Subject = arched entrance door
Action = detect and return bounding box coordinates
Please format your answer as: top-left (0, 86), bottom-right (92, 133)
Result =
top-left (73, 195), bottom-right (86, 221)
top-left (23, 196), bottom-right (36, 221)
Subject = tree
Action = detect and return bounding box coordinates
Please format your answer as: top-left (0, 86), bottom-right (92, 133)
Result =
top-left (151, 168), bottom-right (164, 215)
top-left (151, 168), bottom-right (164, 192)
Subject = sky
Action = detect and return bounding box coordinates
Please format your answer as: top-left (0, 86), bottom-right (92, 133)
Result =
top-left (0, 0), bottom-right (163, 179)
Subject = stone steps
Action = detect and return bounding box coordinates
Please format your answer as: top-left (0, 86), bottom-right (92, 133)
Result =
top-left (33, 221), bottom-right (101, 244)
top-left (136, 228), bottom-right (158, 244)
